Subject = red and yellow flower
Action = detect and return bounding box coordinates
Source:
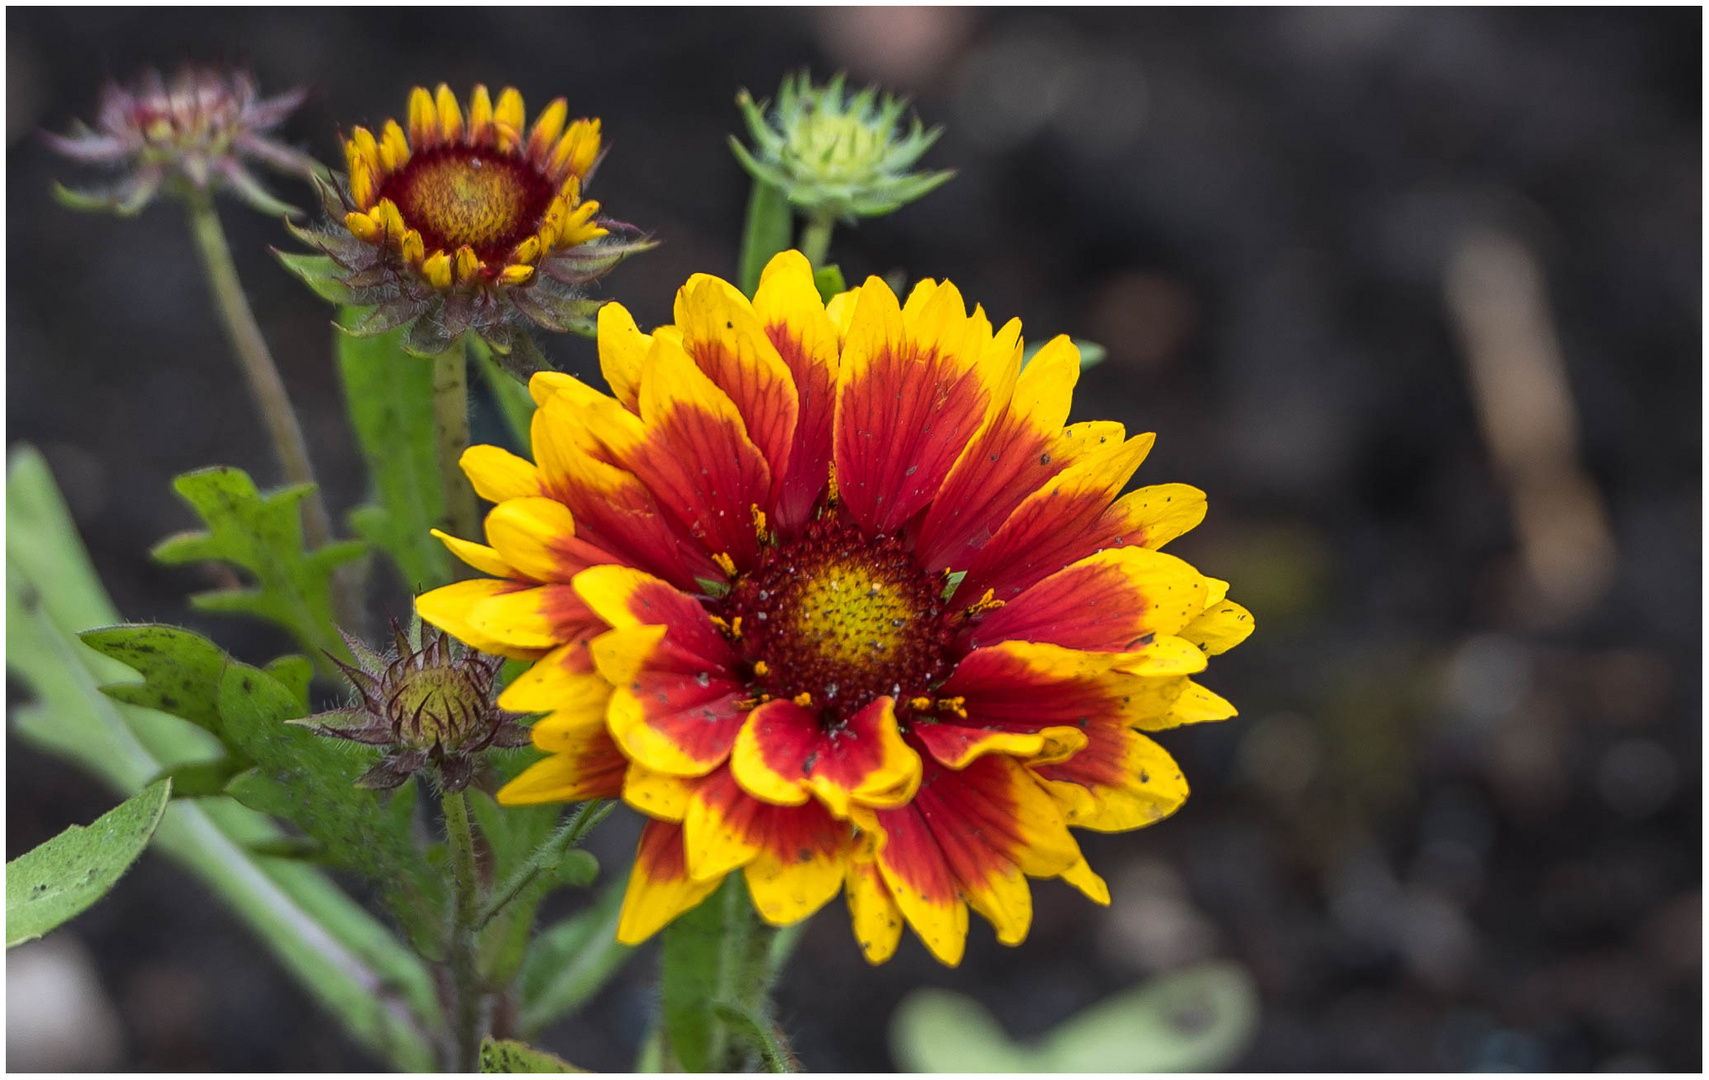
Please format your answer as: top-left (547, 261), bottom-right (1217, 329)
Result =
top-left (286, 83), bottom-right (652, 356)
top-left (417, 252), bottom-right (1253, 965)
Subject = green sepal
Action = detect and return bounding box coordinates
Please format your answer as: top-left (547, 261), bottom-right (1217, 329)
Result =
top-left (812, 264), bottom-right (846, 304)
top-left (480, 1037), bottom-right (582, 1072)
top-left (336, 308), bottom-right (452, 590)
top-left (273, 250), bottom-right (361, 305)
top-left (6, 778), bottom-right (172, 947)
top-left (150, 467), bottom-right (366, 672)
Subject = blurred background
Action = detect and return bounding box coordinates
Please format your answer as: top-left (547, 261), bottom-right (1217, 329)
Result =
top-left (6, 6), bottom-right (1700, 1072)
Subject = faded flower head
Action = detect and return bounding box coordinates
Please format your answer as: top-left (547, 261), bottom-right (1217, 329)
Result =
top-left (45, 65), bottom-right (321, 217)
top-left (284, 83), bottom-right (654, 357)
top-left (730, 71), bottom-right (954, 221)
top-left (296, 621), bottom-right (530, 793)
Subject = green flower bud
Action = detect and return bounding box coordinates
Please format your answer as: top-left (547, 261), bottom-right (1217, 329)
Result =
top-left (729, 71), bottom-right (955, 222)
top-left (295, 621), bottom-right (529, 792)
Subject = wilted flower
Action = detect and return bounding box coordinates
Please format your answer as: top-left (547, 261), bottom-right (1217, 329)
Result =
top-left (284, 83), bottom-right (653, 358)
top-left (730, 71), bottom-right (954, 221)
top-left (45, 65), bottom-right (321, 217)
top-left (295, 622), bottom-right (530, 793)
top-left (416, 252), bottom-right (1252, 965)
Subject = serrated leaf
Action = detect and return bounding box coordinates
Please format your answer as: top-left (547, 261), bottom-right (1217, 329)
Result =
top-left (336, 308), bottom-right (453, 591)
top-left (151, 466), bottom-right (364, 673)
top-left (812, 264), bottom-right (846, 305)
top-left (6, 778), bottom-right (172, 947)
top-left (480, 1037), bottom-right (582, 1072)
top-left (81, 623), bottom-right (230, 736)
top-left (214, 660), bottom-right (442, 949)
top-left (7, 447), bottom-right (437, 1068)
top-left (737, 178), bottom-right (794, 298)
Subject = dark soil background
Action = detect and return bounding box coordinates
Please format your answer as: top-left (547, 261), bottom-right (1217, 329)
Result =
top-left (7, 7), bottom-right (1700, 1072)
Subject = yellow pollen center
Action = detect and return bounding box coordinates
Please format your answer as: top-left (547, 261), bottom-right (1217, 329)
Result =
top-left (401, 154), bottom-right (528, 249)
top-left (791, 561), bottom-right (915, 670)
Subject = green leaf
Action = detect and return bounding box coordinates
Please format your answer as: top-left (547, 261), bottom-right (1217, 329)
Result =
top-left (471, 335), bottom-right (538, 454)
top-left (151, 466), bottom-right (365, 673)
top-left (518, 875), bottom-right (638, 1036)
top-left (713, 1002), bottom-right (797, 1073)
top-left (475, 799), bottom-right (611, 988)
top-left (889, 960), bottom-right (1259, 1072)
top-left (7, 446), bottom-right (438, 1069)
top-left (147, 757), bottom-right (246, 798)
top-left (480, 1037), bottom-right (583, 1072)
top-left (336, 307), bottom-right (453, 591)
top-left (812, 264), bottom-right (846, 305)
top-left (6, 778), bottom-right (172, 947)
top-left (661, 875), bottom-right (775, 1072)
top-left (274, 251), bottom-right (359, 304)
top-left (81, 623), bottom-right (229, 736)
top-left (1021, 336), bottom-right (1108, 371)
top-left (215, 659), bottom-right (443, 949)
top-left (737, 178), bottom-right (794, 298)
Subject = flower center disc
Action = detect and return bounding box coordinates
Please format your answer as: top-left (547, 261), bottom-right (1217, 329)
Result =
top-left (725, 514), bottom-right (955, 719)
top-left (380, 147), bottom-right (551, 261)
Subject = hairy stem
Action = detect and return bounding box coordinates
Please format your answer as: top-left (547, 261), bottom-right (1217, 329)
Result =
top-left (798, 213), bottom-right (835, 270)
top-left (476, 800), bottom-right (613, 932)
top-left (184, 194), bottom-right (335, 551)
top-left (431, 341), bottom-right (480, 557)
top-left (441, 790), bottom-right (485, 1073)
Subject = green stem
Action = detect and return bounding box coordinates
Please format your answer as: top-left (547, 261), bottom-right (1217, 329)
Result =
top-left (431, 341), bottom-right (481, 552)
top-left (183, 194), bottom-right (335, 554)
top-left (441, 790), bottom-right (485, 1073)
top-left (798, 214), bottom-right (835, 270)
top-left (476, 800), bottom-right (612, 932)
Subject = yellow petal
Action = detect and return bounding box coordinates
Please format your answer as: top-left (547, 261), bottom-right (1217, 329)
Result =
top-left (460, 444), bottom-right (541, 502)
top-left (497, 641), bottom-right (609, 716)
top-left (435, 83), bottom-right (464, 143)
top-left (379, 120), bottom-right (411, 171)
top-left (483, 496), bottom-right (580, 583)
top-left (1179, 600), bottom-right (1255, 656)
top-left (498, 264), bottom-right (533, 286)
top-left (407, 86), bottom-right (437, 147)
top-left (597, 302), bottom-right (650, 412)
top-left (622, 763), bottom-right (694, 822)
top-left (430, 528), bottom-right (516, 580)
top-left (845, 858), bottom-right (904, 964)
top-left (527, 98), bottom-right (569, 161)
top-left (494, 87), bottom-right (525, 136)
top-left (344, 210), bottom-right (381, 243)
top-left (453, 246), bottom-right (482, 284)
top-left (467, 84), bottom-right (494, 142)
top-left (422, 250), bottom-right (452, 290)
top-left (415, 579), bottom-right (547, 660)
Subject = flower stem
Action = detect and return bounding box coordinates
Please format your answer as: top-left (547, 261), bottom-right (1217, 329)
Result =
top-left (431, 341), bottom-right (481, 554)
top-left (798, 213), bottom-right (835, 270)
top-left (441, 790), bottom-right (485, 1073)
top-left (183, 193), bottom-right (334, 552)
